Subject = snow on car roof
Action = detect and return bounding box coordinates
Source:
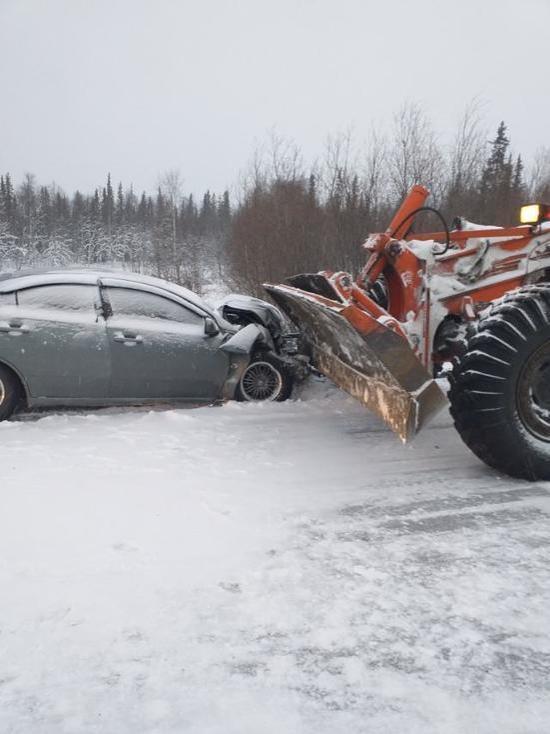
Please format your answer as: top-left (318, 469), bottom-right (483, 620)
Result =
top-left (0, 268), bottom-right (214, 314)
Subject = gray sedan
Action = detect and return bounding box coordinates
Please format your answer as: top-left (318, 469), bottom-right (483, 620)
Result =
top-left (0, 270), bottom-right (302, 420)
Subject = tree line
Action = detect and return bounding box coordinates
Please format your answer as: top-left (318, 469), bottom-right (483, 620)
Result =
top-left (0, 169), bottom-right (230, 293)
top-left (228, 105), bottom-right (550, 294)
top-left (2, 103), bottom-right (550, 296)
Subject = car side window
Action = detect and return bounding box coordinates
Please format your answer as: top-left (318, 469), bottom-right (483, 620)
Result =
top-left (0, 292), bottom-right (16, 305)
top-left (17, 284), bottom-right (97, 311)
top-left (105, 287), bottom-right (203, 325)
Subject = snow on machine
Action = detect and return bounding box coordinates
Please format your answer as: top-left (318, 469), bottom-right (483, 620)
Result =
top-left (265, 185), bottom-right (550, 479)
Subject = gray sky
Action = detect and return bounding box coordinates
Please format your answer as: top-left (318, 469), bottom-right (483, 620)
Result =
top-left (1, 0), bottom-right (548, 196)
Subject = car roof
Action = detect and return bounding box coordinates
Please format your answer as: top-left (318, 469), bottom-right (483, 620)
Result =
top-left (0, 268), bottom-right (214, 315)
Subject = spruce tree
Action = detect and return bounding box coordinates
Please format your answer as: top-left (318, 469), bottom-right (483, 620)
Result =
top-left (513, 155), bottom-right (524, 195)
top-left (101, 173), bottom-right (114, 234)
top-left (219, 190), bottom-right (231, 227)
top-left (116, 182), bottom-right (124, 226)
top-left (479, 122), bottom-right (516, 224)
top-left (3, 173), bottom-right (15, 227)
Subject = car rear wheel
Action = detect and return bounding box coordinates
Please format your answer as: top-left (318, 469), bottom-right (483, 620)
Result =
top-left (237, 354), bottom-right (293, 402)
top-left (0, 365), bottom-right (22, 421)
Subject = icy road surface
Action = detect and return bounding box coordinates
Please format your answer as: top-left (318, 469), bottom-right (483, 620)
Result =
top-left (1, 379), bottom-right (549, 734)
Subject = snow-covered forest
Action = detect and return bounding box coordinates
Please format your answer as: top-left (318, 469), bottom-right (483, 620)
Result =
top-left (0, 169), bottom-right (230, 294)
top-left (2, 105), bottom-right (550, 294)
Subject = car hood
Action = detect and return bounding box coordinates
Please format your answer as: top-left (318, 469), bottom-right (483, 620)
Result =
top-left (217, 294), bottom-right (285, 336)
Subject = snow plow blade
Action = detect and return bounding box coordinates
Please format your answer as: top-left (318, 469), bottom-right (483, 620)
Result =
top-left (264, 283), bottom-right (447, 442)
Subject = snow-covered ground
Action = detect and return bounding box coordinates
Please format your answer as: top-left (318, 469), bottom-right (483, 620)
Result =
top-left (1, 379), bottom-right (549, 734)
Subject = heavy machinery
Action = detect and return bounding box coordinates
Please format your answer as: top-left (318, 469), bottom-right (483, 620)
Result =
top-left (265, 185), bottom-right (550, 480)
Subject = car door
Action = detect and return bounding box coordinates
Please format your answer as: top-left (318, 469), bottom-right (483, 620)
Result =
top-left (101, 282), bottom-right (229, 400)
top-left (2, 282), bottom-right (110, 399)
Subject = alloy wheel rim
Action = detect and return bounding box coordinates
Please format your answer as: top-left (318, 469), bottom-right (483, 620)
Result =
top-left (240, 361), bottom-right (283, 401)
top-left (0, 378), bottom-right (5, 406)
top-left (517, 342), bottom-right (550, 441)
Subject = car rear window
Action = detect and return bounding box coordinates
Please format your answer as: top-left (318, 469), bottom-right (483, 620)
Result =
top-left (105, 287), bottom-right (202, 325)
top-left (17, 284), bottom-right (97, 311)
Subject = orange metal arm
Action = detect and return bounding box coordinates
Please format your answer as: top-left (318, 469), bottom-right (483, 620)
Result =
top-left (387, 185), bottom-right (430, 239)
top-left (358, 185), bottom-right (430, 287)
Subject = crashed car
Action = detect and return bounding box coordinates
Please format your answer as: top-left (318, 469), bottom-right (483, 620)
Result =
top-left (0, 269), bottom-right (306, 421)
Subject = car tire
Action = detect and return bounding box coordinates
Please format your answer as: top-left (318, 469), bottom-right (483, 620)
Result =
top-left (236, 353), bottom-right (293, 402)
top-left (449, 284), bottom-right (550, 480)
top-left (0, 364), bottom-right (22, 421)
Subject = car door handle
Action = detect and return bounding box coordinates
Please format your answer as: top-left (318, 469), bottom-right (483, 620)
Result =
top-left (113, 332), bottom-right (143, 344)
top-left (0, 321), bottom-right (29, 335)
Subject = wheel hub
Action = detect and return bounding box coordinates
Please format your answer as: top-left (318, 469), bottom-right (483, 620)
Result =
top-left (517, 343), bottom-right (550, 441)
top-left (240, 361), bottom-right (283, 402)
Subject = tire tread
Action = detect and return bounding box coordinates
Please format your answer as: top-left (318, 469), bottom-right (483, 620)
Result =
top-left (449, 283), bottom-right (550, 479)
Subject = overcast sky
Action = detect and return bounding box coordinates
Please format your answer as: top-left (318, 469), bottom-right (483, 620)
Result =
top-left (1, 0), bottom-right (549, 197)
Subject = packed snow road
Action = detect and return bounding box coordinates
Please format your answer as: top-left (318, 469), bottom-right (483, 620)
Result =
top-left (1, 379), bottom-right (549, 734)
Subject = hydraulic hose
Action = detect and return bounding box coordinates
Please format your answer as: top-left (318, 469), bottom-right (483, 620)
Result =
top-left (389, 206), bottom-right (451, 255)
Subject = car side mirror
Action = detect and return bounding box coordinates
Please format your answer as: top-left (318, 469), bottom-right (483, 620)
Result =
top-left (204, 317), bottom-right (219, 336)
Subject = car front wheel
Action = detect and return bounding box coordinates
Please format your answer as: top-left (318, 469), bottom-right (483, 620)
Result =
top-left (237, 354), bottom-right (293, 402)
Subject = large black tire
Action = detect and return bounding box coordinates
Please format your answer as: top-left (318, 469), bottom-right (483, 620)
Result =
top-left (0, 364), bottom-right (22, 421)
top-left (236, 353), bottom-right (293, 402)
top-left (449, 284), bottom-right (550, 479)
